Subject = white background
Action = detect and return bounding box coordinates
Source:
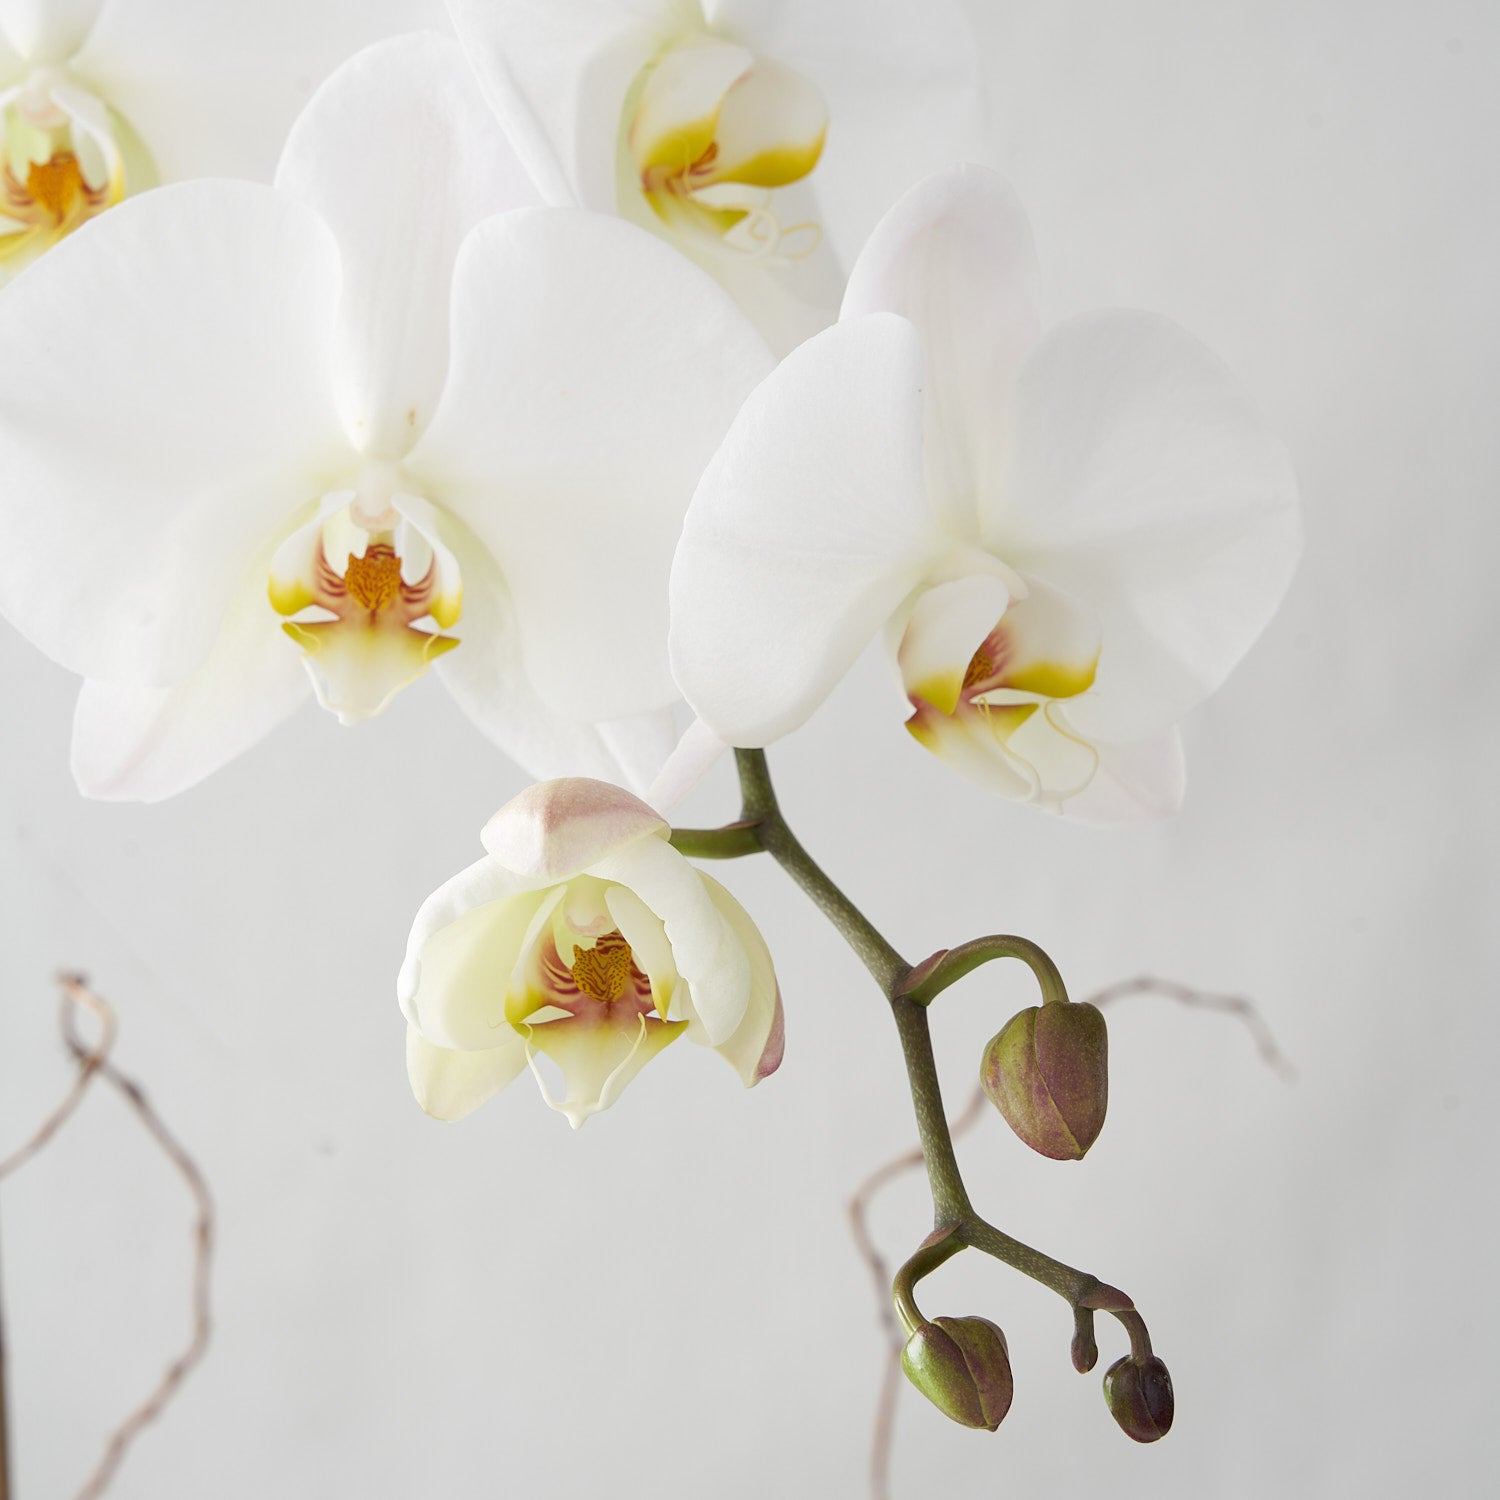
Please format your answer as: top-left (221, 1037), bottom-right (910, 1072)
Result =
top-left (2, 1), bottom-right (1497, 1496)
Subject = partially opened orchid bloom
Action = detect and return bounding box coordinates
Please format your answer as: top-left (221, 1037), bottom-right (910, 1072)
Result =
top-left (670, 166), bottom-right (1302, 820)
top-left (401, 778), bottom-right (783, 1127)
top-left (446, 0), bottom-right (980, 351)
top-left (0, 0), bottom-right (430, 277)
top-left (0, 32), bottom-right (773, 801)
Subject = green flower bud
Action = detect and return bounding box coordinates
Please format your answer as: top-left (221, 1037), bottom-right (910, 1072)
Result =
top-left (1102, 1354), bottom-right (1174, 1442)
top-left (900, 1315), bottom-right (1014, 1431)
top-left (979, 1000), bottom-right (1108, 1160)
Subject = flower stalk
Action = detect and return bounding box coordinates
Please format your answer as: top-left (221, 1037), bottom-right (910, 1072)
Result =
top-left (671, 747), bottom-right (1152, 1368)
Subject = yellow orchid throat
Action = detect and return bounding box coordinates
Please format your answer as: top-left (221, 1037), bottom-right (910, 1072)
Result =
top-left (0, 79), bottom-right (150, 275)
top-left (903, 581), bottom-right (1105, 808)
top-left (1, 129), bottom-right (123, 269)
top-left (268, 493), bottom-right (463, 725)
top-left (626, 36), bottom-right (827, 265)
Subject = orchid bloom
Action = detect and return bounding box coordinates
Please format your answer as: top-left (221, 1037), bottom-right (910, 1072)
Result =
top-left (0, 0), bottom-right (430, 277)
top-left (446, 0), bottom-right (981, 351)
top-left (401, 778), bottom-right (783, 1127)
top-left (670, 166), bottom-right (1302, 820)
top-left (0, 32), bottom-right (773, 801)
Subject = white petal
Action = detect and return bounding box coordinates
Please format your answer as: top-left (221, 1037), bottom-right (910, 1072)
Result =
top-left (708, 0), bottom-right (982, 264)
top-left (406, 206), bottom-right (773, 721)
top-left (407, 1025), bottom-right (529, 1122)
top-left (70, 543), bottom-right (309, 801)
top-left (590, 833), bottom-right (749, 1046)
top-left (843, 165), bottom-right (1041, 539)
top-left (998, 311), bottom-right (1302, 744)
top-left (73, 0), bottom-right (441, 183)
top-left (425, 516), bottom-right (680, 790)
top-left (1061, 728), bottom-right (1186, 824)
top-left (696, 873), bottom-right (783, 1085)
top-left (643, 716), bottom-right (728, 814)
top-left (397, 855), bottom-right (547, 1023)
top-left (0, 179), bottom-right (349, 686)
top-left (481, 779), bottom-right (668, 882)
top-left (444, 0), bottom-right (680, 209)
top-left (403, 882), bottom-right (554, 1052)
top-left (669, 312), bottom-right (940, 746)
top-left (275, 32), bottom-right (542, 459)
top-left (594, 709), bottom-right (682, 799)
top-left (637, 169), bottom-right (845, 354)
top-left (0, 0), bottom-right (103, 62)
top-left (895, 572), bottom-right (1011, 717)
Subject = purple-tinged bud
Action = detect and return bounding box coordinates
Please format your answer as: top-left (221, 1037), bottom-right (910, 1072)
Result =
top-left (1102, 1354), bottom-right (1174, 1442)
top-left (1071, 1314), bottom-right (1099, 1374)
top-left (979, 1001), bottom-right (1108, 1160)
top-left (900, 1316), bottom-right (1014, 1431)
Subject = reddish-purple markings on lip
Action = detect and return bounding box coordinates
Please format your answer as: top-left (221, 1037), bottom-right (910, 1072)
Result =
top-left (535, 931), bottom-right (657, 1025)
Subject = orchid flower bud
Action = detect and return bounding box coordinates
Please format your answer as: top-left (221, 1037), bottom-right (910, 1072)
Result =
top-left (900, 1316), bottom-right (1015, 1431)
top-left (1102, 1354), bottom-right (1175, 1442)
top-left (980, 999), bottom-right (1108, 1159)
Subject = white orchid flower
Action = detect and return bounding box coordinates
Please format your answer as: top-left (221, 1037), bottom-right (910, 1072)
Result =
top-left (0, 0), bottom-right (435, 278)
top-left (401, 777), bottom-right (783, 1128)
top-left (0, 32), bottom-right (773, 801)
top-left (446, 0), bottom-right (981, 351)
top-left (670, 166), bottom-right (1302, 821)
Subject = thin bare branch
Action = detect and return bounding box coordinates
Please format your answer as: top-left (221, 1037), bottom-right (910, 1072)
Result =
top-left (0, 974), bottom-right (214, 1500)
top-left (1084, 975), bottom-right (1297, 1081)
top-left (851, 974), bottom-right (1293, 1496)
top-left (0, 974), bottom-right (115, 1180)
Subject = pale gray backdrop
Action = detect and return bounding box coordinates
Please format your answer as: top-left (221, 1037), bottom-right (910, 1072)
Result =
top-left (2, 2), bottom-right (1496, 1496)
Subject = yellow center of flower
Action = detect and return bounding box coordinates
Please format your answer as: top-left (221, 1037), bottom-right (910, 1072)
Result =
top-left (625, 37), bottom-right (827, 265)
top-left (24, 150), bottom-right (88, 222)
top-left (570, 931), bottom-right (638, 1004)
top-left (266, 494), bottom-right (464, 726)
top-left (344, 544), bottom-right (404, 614)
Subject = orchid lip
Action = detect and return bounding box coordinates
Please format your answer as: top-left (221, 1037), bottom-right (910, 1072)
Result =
top-left (900, 573), bottom-right (1105, 807)
top-left (625, 36), bottom-right (828, 267)
top-left (267, 479), bottom-right (464, 725)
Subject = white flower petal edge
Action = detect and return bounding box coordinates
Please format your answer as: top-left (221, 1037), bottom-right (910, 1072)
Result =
top-left (709, 0), bottom-right (982, 265)
top-left (405, 206), bottom-right (775, 723)
top-left (0, 179), bottom-right (348, 686)
top-left (669, 312), bottom-right (941, 746)
top-left (670, 165), bottom-right (1301, 819)
top-left (0, 0), bottom-right (104, 64)
top-left (69, 0), bottom-right (439, 183)
top-left (276, 31), bottom-right (541, 461)
top-left (997, 310), bottom-right (1302, 748)
top-left (0, 0), bottom-right (435, 281)
top-left (0, 33), bottom-right (767, 801)
top-left (69, 541), bottom-right (311, 801)
top-left (446, 0), bottom-right (980, 350)
top-left (842, 164), bottom-right (1041, 540)
top-left (401, 778), bottom-right (781, 1127)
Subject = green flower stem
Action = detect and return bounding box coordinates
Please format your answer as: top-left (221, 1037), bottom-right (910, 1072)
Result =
top-left (891, 1229), bottom-right (965, 1338)
top-left (663, 821), bottom-right (763, 860)
top-left (669, 748), bottom-right (1131, 1329)
top-left (902, 934), bottom-right (1071, 1009)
